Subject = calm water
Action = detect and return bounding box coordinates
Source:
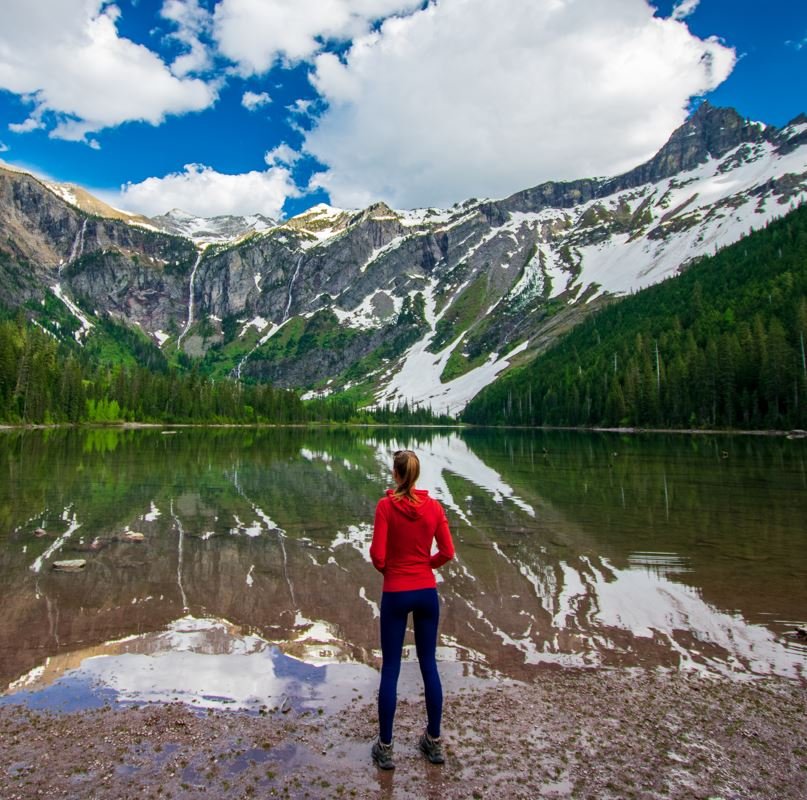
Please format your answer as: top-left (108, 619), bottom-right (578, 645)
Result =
top-left (1, 427), bottom-right (805, 711)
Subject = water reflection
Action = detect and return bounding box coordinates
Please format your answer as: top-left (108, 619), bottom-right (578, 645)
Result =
top-left (0, 427), bottom-right (805, 709)
top-left (7, 615), bottom-right (376, 713)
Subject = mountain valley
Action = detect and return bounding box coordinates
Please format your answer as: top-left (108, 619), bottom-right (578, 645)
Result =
top-left (1, 103), bottom-right (805, 415)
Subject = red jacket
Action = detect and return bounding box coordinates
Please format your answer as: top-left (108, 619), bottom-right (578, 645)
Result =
top-left (371, 488), bottom-right (455, 592)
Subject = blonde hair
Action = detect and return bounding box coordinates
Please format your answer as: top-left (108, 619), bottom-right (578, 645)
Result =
top-left (392, 449), bottom-right (421, 503)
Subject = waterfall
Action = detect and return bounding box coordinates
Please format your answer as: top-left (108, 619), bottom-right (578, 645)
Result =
top-left (228, 469), bottom-right (294, 605)
top-left (233, 255), bottom-right (302, 379)
top-left (234, 352), bottom-right (247, 381)
top-left (170, 499), bottom-right (189, 613)
top-left (62, 218), bottom-right (88, 275)
top-left (278, 533), bottom-right (297, 608)
top-left (176, 249), bottom-right (205, 349)
top-left (283, 255), bottom-right (304, 322)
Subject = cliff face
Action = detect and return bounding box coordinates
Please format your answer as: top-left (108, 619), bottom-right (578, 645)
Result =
top-left (1, 104), bottom-right (806, 411)
top-left (0, 165), bottom-right (197, 329)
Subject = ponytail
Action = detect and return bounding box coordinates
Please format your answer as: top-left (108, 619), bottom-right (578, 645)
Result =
top-left (392, 449), bottom-right (421, 504)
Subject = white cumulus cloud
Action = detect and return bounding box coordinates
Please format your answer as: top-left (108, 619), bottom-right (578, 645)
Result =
top-left (242, 90), bottom-right (272, 110)
top-left (265, 143), bottom-right (301, 167)
top-left (0, 142), bottom-right (9, 153)
top-left (213, 0), bottom-right (424, 74)
top-left (115, 163), bottom-right (299, 218)
top-left (8, 116), bottom-right (45, 134)
top-left (672, 0), bottom-right (701, 20)
top-left (304, 0), bottom-right (736, 209)
top-left (160, 0), bottom-right (215, 76)
top-left (0, 0), bottom-right (217, 142)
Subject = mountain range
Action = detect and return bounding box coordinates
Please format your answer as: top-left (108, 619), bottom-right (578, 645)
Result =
top-left (1, 102), bottom-right (805, 414)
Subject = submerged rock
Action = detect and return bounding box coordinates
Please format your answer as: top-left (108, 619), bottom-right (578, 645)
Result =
top-left (52, 559), bottom-right (86, 572)
top-left (71, 537), bottom-right (109, 553)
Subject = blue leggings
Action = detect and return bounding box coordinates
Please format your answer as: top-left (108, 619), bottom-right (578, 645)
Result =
top-left (378, 587), bottom-right (443, 744)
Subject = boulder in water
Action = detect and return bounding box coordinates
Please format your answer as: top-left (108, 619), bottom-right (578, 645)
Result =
top-left (52, 559), bottom-right (86, 572)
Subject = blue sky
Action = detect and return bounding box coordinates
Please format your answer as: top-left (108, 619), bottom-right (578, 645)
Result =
top-left (0, 0), bottom-right (804, 220)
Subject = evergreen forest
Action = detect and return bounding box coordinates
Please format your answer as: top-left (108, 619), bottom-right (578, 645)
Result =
top-left (0, 313), bottom-right (448, 426)
top-left (463, 204), bottom-right (807, 430)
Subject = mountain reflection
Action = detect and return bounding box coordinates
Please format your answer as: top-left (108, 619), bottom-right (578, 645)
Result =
top-left (1, 427), bottom-right (805, 704)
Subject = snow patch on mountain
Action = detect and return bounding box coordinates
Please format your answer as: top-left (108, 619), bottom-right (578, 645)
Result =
top-left (374, 288), bottom-right (530, 415)
top-left (782, 121), bottom-right (807, 140)
top-left (332, 291), bottom-right (395, 330)
top-left (571, 141), bottom-right (807, 298)
top-left (282, 204), bottom-right (349, 249)
top-left (52, 283), bottom-right (94, 343)
top-left (44, 182), bottom-right (78, 207)
top-left (239, 316), bottom-right (270, 337)
top-left (234, 318), bottom-right (289, 380)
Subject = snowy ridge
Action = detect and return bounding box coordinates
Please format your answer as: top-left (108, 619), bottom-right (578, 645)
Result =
top-left (147, 208), bottom-right (276, 245)
top-left (568, 139), bottom-right (807, 299)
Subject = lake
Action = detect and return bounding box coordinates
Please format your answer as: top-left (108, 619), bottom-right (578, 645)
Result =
top-left (1, 426), bottom-right (805, 713)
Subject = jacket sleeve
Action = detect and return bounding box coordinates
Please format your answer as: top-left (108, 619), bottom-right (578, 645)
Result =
top-left (429, 502), bottom-right (455, 569)
top-left (370, 500), bottom-right (388, 573)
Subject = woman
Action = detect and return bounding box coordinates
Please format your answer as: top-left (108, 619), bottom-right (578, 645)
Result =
top-left (369, 449), bottom-right (455, 770)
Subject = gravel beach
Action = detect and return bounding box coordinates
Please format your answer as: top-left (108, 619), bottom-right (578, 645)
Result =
top-left (1, 669), bottom-right (805, 799)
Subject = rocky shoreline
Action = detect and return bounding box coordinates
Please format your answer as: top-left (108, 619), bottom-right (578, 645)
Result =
top-left (1, 669), bottom-right (805, 799)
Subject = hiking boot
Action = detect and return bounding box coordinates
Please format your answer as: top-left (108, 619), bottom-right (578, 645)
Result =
top-left (372, 738), bottom-right (395, 770)
top-left (419, 731), bottom-right (445, 764)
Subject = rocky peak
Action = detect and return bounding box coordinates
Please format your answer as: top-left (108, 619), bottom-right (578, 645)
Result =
top-left (282, 204), bottom-right (350, 236)
top-left (614, 102), bottom-right (768, 190)
top-left (785, 112), bottom-right (807, 127)
top-left (341, 201), bottom-right (404, 247)
top-left (669, 101), bottom-right (765, 157)
top-left (354, 201), bottom-right (399, 223)
top-left (776, 113), bottom-right (807, 154)
top-left (501, 104), bottom-right (778, 216)
top-left (162, 208), bottom-right (196, 221)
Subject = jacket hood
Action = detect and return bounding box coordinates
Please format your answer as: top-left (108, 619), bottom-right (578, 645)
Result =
top-left (385, 488), bottom-right (430, 519)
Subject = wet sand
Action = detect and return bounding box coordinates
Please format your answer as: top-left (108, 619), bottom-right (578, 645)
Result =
top-left (1, 669), bottom-right (805, 799)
